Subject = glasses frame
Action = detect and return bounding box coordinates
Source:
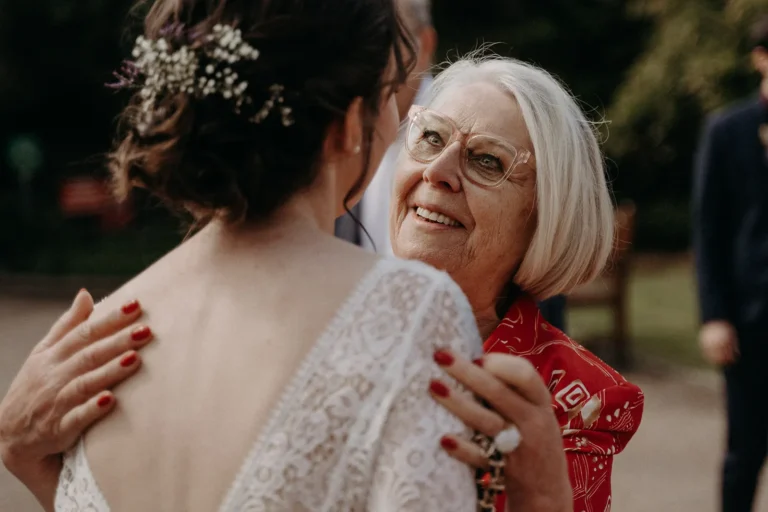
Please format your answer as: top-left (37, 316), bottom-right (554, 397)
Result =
top-left (405, 105), bottom-right (533, 189)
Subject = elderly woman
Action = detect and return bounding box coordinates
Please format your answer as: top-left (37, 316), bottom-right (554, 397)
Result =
top-left (393, 57), bottom-right (644, 511)
top-left (0, 56), bottom-right (642, 511)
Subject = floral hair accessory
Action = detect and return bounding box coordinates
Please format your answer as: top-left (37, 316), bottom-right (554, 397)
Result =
top-left (113, 24), bottom-right (294, 133)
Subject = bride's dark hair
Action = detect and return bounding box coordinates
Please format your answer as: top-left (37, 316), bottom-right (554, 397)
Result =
top-left (110, 0), bottom-right (414, 223)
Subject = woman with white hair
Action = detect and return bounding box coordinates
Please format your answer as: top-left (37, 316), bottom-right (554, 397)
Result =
top-left (0, 53), bottom-right (642, 512)
top-left (390, 55), bottom-right (644, 510)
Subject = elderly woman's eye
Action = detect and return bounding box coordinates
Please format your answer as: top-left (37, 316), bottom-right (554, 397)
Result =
top-left (421, 130), bottom-right (444, 146)
top-left (471, 153), bottom-right (503, 170)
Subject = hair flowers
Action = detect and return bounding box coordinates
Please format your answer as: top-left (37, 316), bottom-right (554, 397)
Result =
top-left (113, 23), bottom-right (294, 133)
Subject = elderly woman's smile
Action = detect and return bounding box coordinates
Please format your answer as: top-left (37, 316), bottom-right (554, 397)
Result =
top-left (391, 81), bottom-right (537, 331)
top-left (413, 206), bottom-right (463, 228)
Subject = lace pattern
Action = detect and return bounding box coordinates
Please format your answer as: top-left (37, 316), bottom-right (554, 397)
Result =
top-left (55, 436), bottom-right (110, 511)
top-left (55, 258), bottom-right (482, 512)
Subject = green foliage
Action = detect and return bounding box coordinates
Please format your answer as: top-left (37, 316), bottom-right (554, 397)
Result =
top-left (602, 0), bottom-right (768, 248)
top-left (607, 0), bottom-right (766, 166)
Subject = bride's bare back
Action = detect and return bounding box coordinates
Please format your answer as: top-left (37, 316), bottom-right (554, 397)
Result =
top-left (82, 219), bottom-right (380, 511)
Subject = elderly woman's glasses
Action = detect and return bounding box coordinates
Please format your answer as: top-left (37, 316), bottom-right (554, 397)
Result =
top-left (405, 106), bottom-right (532, 188)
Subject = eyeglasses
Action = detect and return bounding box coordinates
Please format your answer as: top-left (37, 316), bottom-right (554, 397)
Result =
top-left (405, 105), bottom-right (532, 188)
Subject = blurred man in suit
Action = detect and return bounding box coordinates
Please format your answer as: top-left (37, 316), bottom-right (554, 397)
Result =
top-left (693, 16), bottom-right (768, 512)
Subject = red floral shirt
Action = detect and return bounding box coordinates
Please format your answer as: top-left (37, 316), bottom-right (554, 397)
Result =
top-left (484, 296), bottom-right (644, 512)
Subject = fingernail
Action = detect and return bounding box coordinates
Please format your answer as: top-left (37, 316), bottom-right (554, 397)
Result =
top-left (97, 395), bottom-right (112, 408)
top-left (433, 350), bottom-right (454, 366)
top-left (120, 353), bottom-right (138, 367)
top-left (472, 358), bottom-right (484, 367)
top-left (121, 300), bottom-right (140, 315)
top-left (131, 326), bottom-right (152, 342)
top-left (440, 436), bottom-right (458, 450)
top-left (429, 379), bottom-right (450, 398)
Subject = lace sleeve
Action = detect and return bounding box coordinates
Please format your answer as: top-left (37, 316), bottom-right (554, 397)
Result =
top-left (366, 272), bottom-right (482, 511)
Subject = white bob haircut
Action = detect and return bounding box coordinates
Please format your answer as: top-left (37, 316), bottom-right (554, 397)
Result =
top-left (424, 54), bottom-right (615, 300)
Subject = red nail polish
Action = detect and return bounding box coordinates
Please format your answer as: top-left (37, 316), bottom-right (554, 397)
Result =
top-left (433, 350), bottom-right (454, 366)
top-left (121, 300), bottom-right (140, 315)
top-left (97, 395), bottom-right (112, 408)
top-left (121, 353), bottom-right (138, 367)
top-left (131, 326), bottom-right (152, 342)
top-left (440, 436), bottom-right (458, 451)
top-left (429, 380), bottom-right (450, 398)
top-left (472, 358), bottom-right (484, 367)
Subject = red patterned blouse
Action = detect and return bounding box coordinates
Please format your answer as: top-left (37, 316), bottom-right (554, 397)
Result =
top-left (484, 295), bottom-right (644, 512)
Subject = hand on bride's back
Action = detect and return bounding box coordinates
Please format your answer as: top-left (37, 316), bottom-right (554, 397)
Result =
top-left (430, 351), bottom-right (572, 512)
top-left (0, 290), bottom-right (152, 509)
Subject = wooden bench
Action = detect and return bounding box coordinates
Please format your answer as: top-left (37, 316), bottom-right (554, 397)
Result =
top-left (567, 201), bottom-right (637, 369)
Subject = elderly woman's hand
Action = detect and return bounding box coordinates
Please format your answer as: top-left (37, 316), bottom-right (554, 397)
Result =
top-left (0, 290), bottom-right (152, 510)
top-left (430, 351), bottom-right (572, 512)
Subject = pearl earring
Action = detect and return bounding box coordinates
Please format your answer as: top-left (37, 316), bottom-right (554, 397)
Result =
top-left (353, 145), bottom-right (361, 154)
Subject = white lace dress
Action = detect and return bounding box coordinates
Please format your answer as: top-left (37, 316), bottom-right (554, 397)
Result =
top-left (55, 258), bottom-right (483, 511)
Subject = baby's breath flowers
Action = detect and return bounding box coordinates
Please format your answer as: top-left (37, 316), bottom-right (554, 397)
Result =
top-left (115, 24), bottom-right (293, 133)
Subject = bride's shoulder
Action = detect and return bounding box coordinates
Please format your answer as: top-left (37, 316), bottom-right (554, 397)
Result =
top-left (371, 258), bottom-right (476, 329)
top-left (368, 258), bottom-right (483, 364)
top-left (375, 258), bottom-right (468, 299)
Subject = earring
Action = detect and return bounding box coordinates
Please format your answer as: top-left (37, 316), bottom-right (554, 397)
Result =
top-left (353, 145), bottom-right (361, 154)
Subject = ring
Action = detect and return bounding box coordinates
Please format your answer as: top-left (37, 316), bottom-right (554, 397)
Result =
top-left (494, 425), bottom-right (522, 453)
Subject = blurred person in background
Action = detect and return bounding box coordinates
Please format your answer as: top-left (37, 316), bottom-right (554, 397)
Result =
top-left (693, 15), bottom-right (768, 512)
top-left (334, 0), bottom-right (437, 253)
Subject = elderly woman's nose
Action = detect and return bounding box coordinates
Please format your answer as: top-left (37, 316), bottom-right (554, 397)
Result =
top-left (422, 145), bottom-right (462, 192)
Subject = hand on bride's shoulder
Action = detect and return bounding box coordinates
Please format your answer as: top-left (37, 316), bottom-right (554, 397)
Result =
top-left (0, 290), bottom-right (153, 509)
top-left (431, 351), bottom-right (573, 512)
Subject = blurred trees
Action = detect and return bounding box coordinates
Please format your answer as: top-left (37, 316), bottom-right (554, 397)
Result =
top-left (0, 0), bottom-right (150, 272)
top-left (606, 0), bottom-right (768, 248)
top-left (437, 0), bottom-right (768, 250)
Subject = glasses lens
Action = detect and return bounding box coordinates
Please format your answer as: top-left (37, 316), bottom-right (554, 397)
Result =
top-left (464, 135), bottom-right (518, 186)
top-left (407, 110), bottom-right (454, 162)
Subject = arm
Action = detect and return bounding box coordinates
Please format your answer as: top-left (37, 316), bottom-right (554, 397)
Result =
top-left (692, 115), bottom-right (731, 324)
top-left (560, 382), bottom-right (644, 511)
top-left (367, 275), bottom-right (481, 511)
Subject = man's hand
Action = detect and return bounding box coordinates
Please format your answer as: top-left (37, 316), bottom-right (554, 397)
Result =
top-left (699, 320), bottom-right (738, 366)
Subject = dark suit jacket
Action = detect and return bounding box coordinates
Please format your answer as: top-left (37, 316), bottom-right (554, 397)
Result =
top-left (693, 97), bottom-right (768, 335)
